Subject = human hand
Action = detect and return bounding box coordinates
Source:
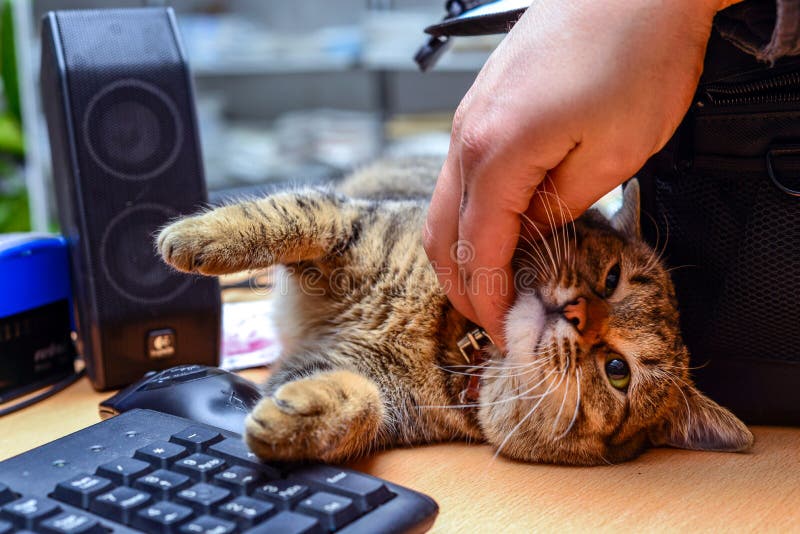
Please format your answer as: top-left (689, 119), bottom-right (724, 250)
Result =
top-left (424, 0), bottom-right (741, 348)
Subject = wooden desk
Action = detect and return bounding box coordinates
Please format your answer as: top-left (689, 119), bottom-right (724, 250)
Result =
top-left (0, 371), bottom-right (798, 532)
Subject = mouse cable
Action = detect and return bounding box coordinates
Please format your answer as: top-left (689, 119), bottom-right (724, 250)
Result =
top-left (0, 369), bottom-right (87, 418)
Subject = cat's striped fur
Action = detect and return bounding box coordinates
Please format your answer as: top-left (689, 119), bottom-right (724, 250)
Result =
top-left (157, 158), bottom-right (752, 465)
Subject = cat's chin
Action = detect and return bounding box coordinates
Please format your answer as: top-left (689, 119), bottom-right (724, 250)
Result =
top-left (504, 292), bottom-right (547, 362)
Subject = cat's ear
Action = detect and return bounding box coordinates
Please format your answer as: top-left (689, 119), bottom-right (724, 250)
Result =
top-left (649, 383), bottom-right (753, 452)
top-left (610, 179), bottom-right (641, 239)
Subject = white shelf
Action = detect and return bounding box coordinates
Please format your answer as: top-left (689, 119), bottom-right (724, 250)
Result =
top-left (190, 52), bottom-right (489, 77)
top-left (191, 57), bottom-right (358, 77)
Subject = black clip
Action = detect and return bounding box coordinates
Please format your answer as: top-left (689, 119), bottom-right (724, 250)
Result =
top-left (414, 35), bottom-right (452, 72)
top-left (413, 0), bottom-right (528, 71)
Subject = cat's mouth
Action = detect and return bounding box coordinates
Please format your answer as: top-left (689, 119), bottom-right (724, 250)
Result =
top-left (505, 292), bottom-right (547, 361)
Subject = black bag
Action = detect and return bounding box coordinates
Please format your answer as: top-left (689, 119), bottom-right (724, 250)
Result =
top-left (638, 32), bottom-right (800, 425)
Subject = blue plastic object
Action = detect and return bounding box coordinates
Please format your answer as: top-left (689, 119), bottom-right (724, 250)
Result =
top-left (0, 233), bottom-right (72, 319)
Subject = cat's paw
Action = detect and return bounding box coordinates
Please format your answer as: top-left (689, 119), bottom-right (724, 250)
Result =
top-left (244, 371), bottom-right (383, 463)
top-left (157, 214), bottom-right (238, 275)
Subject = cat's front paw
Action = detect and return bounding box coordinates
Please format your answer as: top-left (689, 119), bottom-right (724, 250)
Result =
top-left (157, 215), bottom-right (236, 275)
top-left (244, 386), bottom-right (341, 462)
top-left (244, 371), bottom-right (383, 463)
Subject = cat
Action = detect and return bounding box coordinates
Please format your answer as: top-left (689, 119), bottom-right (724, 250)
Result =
top-left (157, 157), bottom-right (753, 466)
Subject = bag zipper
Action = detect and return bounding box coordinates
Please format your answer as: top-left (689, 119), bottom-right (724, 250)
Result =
top-left (701, 71), bottom-right (800, 107)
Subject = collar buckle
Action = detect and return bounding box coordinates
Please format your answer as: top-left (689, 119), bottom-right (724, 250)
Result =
top-left (457, 327), bottom-right (494, 364)
top-left (456, 327), bottom-right (495, 405)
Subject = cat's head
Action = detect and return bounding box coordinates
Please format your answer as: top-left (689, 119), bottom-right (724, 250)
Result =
top-left (478, 180), bottom-right (753, 465)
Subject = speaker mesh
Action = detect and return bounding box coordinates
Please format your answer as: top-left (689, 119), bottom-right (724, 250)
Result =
top-left (83, 80), bottom-right (183, 181)
top-left (52, 8), bottom-right (208, 323)
top-left (652, 167), bottom-right (800, 363)
top-left (100, 204), bottom-right (190, 304)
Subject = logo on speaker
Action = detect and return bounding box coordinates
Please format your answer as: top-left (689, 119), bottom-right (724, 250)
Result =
top-left (147, 329), bottom-right (176, 359)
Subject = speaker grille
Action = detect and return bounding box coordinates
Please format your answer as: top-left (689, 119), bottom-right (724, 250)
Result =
top-left (100, 204), bottom-right (191, 304)
top-left (53, 8), bottom-right (209, 323)
top-left (83, 80), bottom-right (183, 181)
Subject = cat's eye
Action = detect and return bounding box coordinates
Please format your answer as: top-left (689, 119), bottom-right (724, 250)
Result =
top-left (605, 356), bottom-right (630, 390)
top-left (603, 262), bottom-right (621, 298)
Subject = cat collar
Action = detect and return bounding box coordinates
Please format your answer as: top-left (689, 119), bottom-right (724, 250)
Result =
top-left (457, 327), bottom-right (494, 404)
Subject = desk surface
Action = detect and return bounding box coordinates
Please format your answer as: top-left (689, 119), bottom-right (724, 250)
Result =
top-left (0, 370), bottom-right (798, 532)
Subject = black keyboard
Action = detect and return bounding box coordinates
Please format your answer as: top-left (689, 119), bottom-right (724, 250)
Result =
top-left (0, 409), bottom-right (437, 533)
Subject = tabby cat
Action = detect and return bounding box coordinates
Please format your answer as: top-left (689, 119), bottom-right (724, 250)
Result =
top-left (157, 158), bottom-right (752, 465)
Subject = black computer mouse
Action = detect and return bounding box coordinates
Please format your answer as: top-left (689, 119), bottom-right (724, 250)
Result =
top-left (100, 365), bottom-right (263, 435)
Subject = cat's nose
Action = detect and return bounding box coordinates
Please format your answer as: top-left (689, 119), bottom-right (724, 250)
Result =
top-left (562, 296), bottom-right (610, 344)
top-left (562, 298), bottom-right (587, 332)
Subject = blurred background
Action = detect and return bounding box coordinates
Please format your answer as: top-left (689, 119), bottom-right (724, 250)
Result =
top-left (1, 0), bottom-right (504, 232)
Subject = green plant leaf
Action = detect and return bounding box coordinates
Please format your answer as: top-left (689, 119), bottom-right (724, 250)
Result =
top-left (0, 0), bottom-right (21, 126)
top-left (0, 113), bottom-right (23, 155)
top-left (0, 187), bottom-right (30, 232)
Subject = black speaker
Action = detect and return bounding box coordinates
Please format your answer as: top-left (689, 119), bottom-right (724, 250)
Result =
top-left (40, 7), bottom-right (220, 390)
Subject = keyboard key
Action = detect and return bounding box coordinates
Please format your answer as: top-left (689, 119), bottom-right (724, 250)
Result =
top-left (134, 469), bottom-right (192, 499)
top-left (176, 483), bottom-right (231, 514)
top-left (97, 457), bottom-right (152, 485)
top-left (133, 501), bottom-right (194, 533)
top-left (295, 491), bottom-right (359, 531)
top-left (134, 441), bottom-right (188, 468)
top-left (90, 486), bottom-right (152, 525)
top-left (216, 495), bottom-right (275, 529)
top-left (173, 453), bottom-right (227, 482)
top-left (39, 511), bottom-right (104, 534)
top-left (0, 495), bottom-right (61, 529)
top-left (252, 480), bottom-right (310, 509)
top-left (213, 465), bottom-right (264, 494)
top-left (179, 514), bottom-right (237, 534)
top-left (208, 439), bottom-right (280, 477)
top-left (293, 465), bottom-right (394, 512)
top-left (0, 484), bottom-right (15, 505)
top-left (52, 474), bottom-right (113, 509)
top-left (243, 510), bottom-right (324, 534)
top-left (170, 427), bottom-right (223, 452)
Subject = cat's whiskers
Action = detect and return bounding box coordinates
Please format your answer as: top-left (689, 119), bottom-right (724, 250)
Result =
top-left (435, 347), bottom-right (560, 377)
top-left (559, 197), bottom-right (578, 272)
top-left (420, 366), bottom-right (559, 410)
top-left (534, 189), bottom-right (562, 267)
top-left (516, 233), bottom-right (553, 280)
top-left (425, 350), bottom-right (561, 410)
top-left (665, 263), bottom-right (697, 273)
top-left (517, 343), bottom-right (569, 401)
top-left (654, 370), bottom-right (694, 430)
top-left (516, 237), bottom-right (557, 293)
top-left (646, 210), bottom-right (671, 271)
top-left (555, 365), bottom-right (582, 440)
top-left (657, 361), bottom-right (709, 372)
top-left (514, 245), bottom-right (550, 280)
top-left (551, 353), bottom-right (571, 433)
top-left (519, 213), bottom-right (559, 279)
top-left (491, 366), bottom-right (560, 403)
top-left (534, 180), bottom-right (578, 271)
top-left (435, 360), bottom-right (550, 381)
top-left (492, 361), bottom-right (567, 460)
top-left (640, 213), bottom-right (671, 274)
top-left (534, 187), bottom-right (566, 268)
